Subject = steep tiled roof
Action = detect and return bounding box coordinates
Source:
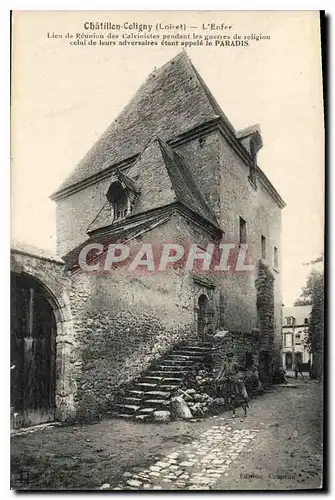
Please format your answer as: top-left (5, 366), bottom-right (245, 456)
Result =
top-left (53, 51), bottom-right (233, 194)
top-left (64, 211), bottom-right (175, 270)
top-left (282, 305), bottom-right (312, 327)
top-left (156, 137), bottom-right (219, 228)
top-left (87, 136), bottom-right (219, 235)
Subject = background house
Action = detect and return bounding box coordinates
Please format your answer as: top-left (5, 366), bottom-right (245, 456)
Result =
top-left (282, 305), bottom-right (311, 370)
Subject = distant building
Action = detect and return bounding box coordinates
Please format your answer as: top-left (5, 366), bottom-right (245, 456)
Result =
top-left (282, 305), bottom-right (311, 370)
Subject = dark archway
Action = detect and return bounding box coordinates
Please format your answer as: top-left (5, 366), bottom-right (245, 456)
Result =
top-left (197, 294), bottom-right (210, 343)
top-left (11, 272), bottom-right (57, 427)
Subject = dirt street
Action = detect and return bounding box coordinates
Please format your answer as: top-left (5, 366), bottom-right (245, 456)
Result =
top-left (11, 377), bottom-right (323, 491)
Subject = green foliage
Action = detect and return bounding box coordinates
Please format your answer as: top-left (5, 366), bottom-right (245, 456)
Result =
top-left (255, 260), bottom-right (275, 345)
top-left (295, 269), bottom-right (324, 354)
top-left (294, 297), bottom-right (312, 306)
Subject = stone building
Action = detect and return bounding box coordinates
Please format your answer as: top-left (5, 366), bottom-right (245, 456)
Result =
top-left (282, 305), bottom-right (311, 370)
top-left (11, 52), bottom-right (285, 427)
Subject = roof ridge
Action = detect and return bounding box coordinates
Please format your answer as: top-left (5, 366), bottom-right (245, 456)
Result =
top-left (53, 51), bottom-right (222, 194)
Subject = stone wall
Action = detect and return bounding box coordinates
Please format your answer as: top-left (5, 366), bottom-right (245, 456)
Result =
top-left (55, 127), bottom-right (283, 356)
top-left (10, 249), bottom-right (78, 422)
top-left (68, 216), bottom-right (205, 421)
top-left (211, 331), bottom-right (260, 380)
top-left (177, 130), bottom-right (282, 353)
top-left (56, 176), bottom-right (112, 257)
top-left (52, 124), bottom-right (284, 420)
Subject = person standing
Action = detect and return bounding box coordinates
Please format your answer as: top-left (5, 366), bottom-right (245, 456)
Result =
top-left (215, 353), bottom-right (249, 417)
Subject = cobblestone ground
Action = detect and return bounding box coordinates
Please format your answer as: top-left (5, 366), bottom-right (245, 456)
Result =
top-left (11, 377), bottom-right (323, 491)
top-left (113, 421), bottom-right (259, 490)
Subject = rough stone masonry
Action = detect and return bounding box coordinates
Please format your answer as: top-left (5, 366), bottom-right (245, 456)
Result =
top-left (11, 51), bottom-right (285, 425)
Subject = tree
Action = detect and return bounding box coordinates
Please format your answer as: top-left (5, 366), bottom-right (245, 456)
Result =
top-left (294, 296), bottom-right (312, 306)
top-left (294, 255), bottom-right (323, 307)
top-left (294, 267), bottom-right (324, 378)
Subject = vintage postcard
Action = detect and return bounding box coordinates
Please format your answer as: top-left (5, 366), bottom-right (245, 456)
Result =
top-left (10, 10), bottom-right (324, 491)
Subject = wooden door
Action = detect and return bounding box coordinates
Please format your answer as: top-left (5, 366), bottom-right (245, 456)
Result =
top-left (285, 352), bottom-right (293, 369)
top-left (197, 294), bottom-right (213, 344)
top-left (11, 274), bottom-right (56, 428)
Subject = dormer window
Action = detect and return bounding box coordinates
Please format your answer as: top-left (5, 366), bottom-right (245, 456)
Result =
top-left (107, 181), bottom-right (129, 222)
top-left (236, 125), bottom-right (263, 189)
top-left (285, 316), bottom-right (294, 326)
top-left (106, 170), bottom-right (140, 224)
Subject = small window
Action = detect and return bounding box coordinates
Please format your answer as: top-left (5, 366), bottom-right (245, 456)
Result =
top-left (285, 333), bottom-right (293, 347)
top-left (304, 318), bottom-right (309, 325)
top-left (106, 181), bottom-right (130, 222)
top-left (261, 235), bottom-right (266, 259)
top-left (295, 334), bottom-right (301, 345)
top-left (239, 217), bottom-right (247, 244)
top-left (274, 246), bottom-right (279, 269)
top-left (285, 317), bottom-right (294, 326)
top-left (111, 187), bottom-right (128, 221)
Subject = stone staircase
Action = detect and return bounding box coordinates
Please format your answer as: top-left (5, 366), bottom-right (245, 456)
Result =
top-left (111, 342), bottom-right (213, 422)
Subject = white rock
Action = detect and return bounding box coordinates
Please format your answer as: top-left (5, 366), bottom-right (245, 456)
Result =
top-left (171, 396), bottom-right (193, 420)
top-left (153, 410), bottom-right (171, 423)
top-left (99, 483), bottom-right (110, 490)
top-left (150, 465), bottom-right (161, 472)
top-left (126, 479), bottom-right (142, 488)
top-left (122, 472), bottom-right (132, 478)
top-left (155, 461), bottom-right (169, 468)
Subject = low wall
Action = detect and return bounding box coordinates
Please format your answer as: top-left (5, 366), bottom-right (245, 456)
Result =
top-left (212, 330), bottom-right (260, 379)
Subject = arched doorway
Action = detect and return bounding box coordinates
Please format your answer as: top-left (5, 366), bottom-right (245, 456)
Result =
top-left (11, 272), bottom-right (57, 427)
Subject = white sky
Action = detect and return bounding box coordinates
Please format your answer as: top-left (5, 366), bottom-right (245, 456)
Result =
top-left (11, 11), bottom-right (324, 306)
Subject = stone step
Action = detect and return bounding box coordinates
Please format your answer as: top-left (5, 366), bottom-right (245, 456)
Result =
top-left (179, 345), bottom-right (213, 351)
top-left (159, 384), bottom-right (180, 391)
top-left (124, 397), bottom-right (142, 405)
top-left (162, 377), bottom-right (184, 383)
top-left (155, 365), bottom-right (190, 372)
top-left (142, 391), bottom-right (171, 400)
top-left (113, 404), bottom-right (140, 414)
top-left (169, 354), bottom-right (204, 361)
top-left (172, 351), bottom-right (207, 357)
top-left (142, 399), bottom-right (170, 409)
top-left (149, 371), bottom-right (186, 378)
top-left (163, 359), bottom-right (194, 366)
top-left (135, 414), bottom-right (151, 422)
top-left (115, 413), bottom-right (134, 420)
top-left (128, 390), bottom-right (145, 398)
top-left (135, 383), bottom-right (158, 391)
top-left (138, 407), bottom-right (155, 415)
top-left (111, 341), bottom-right (215, 424)
top-left (140, 376), bottom-right (164, 384)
